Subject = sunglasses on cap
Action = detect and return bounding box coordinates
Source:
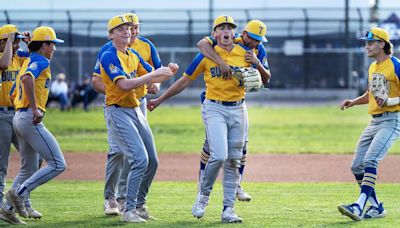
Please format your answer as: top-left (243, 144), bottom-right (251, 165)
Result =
top-left (365, 31), bottom-right (385, 42)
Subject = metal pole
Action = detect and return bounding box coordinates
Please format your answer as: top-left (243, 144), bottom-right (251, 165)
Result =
top-left (187, 10), bottom-right (193, 47)
top-left (303, 8), bottom-right (310, 88)
top-left (4, 11), bottom-right (10, 24)
top-left (209, 0), bottom-right (213, 31)
top-left (345, 0), bottom-right (351, 88)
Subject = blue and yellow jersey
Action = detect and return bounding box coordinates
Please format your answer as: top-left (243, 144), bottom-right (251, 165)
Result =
top-left (368, 56), bottom-right (400, 114)
top-left (184, 43), bottom-right (251, 101)
top-left (0, 50), bottom-right (29, 106)
top-left (93, 37), bottom-right (161, 98)
top-left (129, 36), bottom-right (162, 98)
top-left (100, 45), bottom-right (153, 107)
top-left (204, 34), bottom-right (269, 70)
top-left (14, 53), bottom-right (51, 111)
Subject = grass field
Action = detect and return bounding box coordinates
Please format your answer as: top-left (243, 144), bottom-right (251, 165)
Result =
top-left (39, 105), bottom-right (400, 154)
top-left (5, 181), bottom-right (399, 227)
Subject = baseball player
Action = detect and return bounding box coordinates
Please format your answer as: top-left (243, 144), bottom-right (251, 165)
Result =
top-left (92, 13), bottom-right (163, 218)
top-left (147, 15), bottom-right (250, 223)
top-left (0, 25), bottom-right (44, 225)
top-left (0, 26), bottom-right (66, 225)
top-left (338, 27), bottom-right (400, 221)
top-left (100, 15), bottom-right (177, 223)
top-left (196, 19), bottom-right (271, 201)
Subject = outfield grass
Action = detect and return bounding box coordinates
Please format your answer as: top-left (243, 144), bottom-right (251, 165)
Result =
top-left (7, 181), bottom-right (400, 227)
top-left (38, 105), bottom-right (400, 154)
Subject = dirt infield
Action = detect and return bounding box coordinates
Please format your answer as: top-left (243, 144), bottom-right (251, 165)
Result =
top-left (7, 152), bottom-right (400, 182)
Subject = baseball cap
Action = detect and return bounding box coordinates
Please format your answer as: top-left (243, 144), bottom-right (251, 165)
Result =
top-left (124, 13), bottom-right (140, 25)
top-left (244, 20), bottom-right (268, 43)
top-left (31, 26), bottom-right (64, 43)
top-left (213, 15), bottom-right (236, 31)
top-left (361, 27), bottom-right (390, 43)
top-left (0, 24), bottom-right (26, 40)
top-left (108, 15), bottom-right (133, 32)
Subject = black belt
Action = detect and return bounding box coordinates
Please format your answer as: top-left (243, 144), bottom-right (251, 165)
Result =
top-left (18, 107), bottom-right (45, 113)
top-left (0, 106), bottom-right (15, 112)
top-left (372, 111), bottom-right (398, 118)
top-left (111, 104), bottom-right (122, 108)
top-left (210, 99), bottom-right (244, 106)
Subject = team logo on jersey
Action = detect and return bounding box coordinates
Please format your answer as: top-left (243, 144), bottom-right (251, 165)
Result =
top-left (28, 62), bottom-right (38, 71)
top-left (109, 64), bottom-right (119, 74)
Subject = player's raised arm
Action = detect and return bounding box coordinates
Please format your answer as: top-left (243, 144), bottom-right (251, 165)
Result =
top-left (197, 36), bottom-right (232, 78)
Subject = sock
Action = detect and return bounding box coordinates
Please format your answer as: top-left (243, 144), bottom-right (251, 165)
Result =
top-left (354, 173), bottom-right (379, 207)
top-left (355, 167), bottom-right (377, 210)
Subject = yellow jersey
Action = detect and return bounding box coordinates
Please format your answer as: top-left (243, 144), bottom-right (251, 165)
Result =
top-left (100, 45), bottom-right (153, 107)
top-left (14, 52), bottom-right (52, 111)
top-left (184, 43), bottom-right (251, 101)
top-left (368, 56), bottom-right (400, 114)
top-left (0, 51), bottom-right (29, 106)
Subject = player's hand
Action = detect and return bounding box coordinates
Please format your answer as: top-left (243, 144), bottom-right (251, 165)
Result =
top-left (245, 50), bottom-right (259, 65)
top-left (32, 108), bottom-right (44, 124)
top-left (21, 31), bottom-right (31, 43)
top-left (147, 98), bottom-right (162, 111)
top-left (220, 62), bottom-right (232, 80)
top-left (340, 99), bottom-right (354, 110)
top-left (151, 67), bottom-right (174, 83)
top-left (147, 83), bottom-right (160, 94)
top-left (168, 63), bottom-right (179, 75)
top-left (7, 32), bottom-right (16, 42)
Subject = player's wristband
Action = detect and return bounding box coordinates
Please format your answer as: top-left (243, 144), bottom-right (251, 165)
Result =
top-left (386, 97), bottom-right (400, 106)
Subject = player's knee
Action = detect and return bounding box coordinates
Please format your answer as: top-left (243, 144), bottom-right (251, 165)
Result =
top-left (134, 156), bottom-right (149, 171)
top-left (229, 159), bottom-right (241, 169)
top-left (362, 159), bottom-right (378, 169)
top-left (55, 160), bottom-right (67, 172)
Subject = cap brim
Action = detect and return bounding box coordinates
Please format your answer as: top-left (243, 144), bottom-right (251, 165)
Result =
top-left (108, 22), bottom-right (134, 32)
top-left (360, 37), bottom-right (380, 41)
top-left (16, 34), bottom-right (26, 39)
top-left (214, 23), bottom-right (237, 30)
top-left (247, 32), bottom-right (268, 43)
top-left (52, 38), bottom-right (64, 43)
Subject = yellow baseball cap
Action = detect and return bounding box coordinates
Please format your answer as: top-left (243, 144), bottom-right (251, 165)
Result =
top-left (244, 20), bottom-right (268, 42)
top-left (108, 15), bottom-right (133, 32)
top-left (0, 24), bottom-right (26, 40)
top-left (124, 13), bottom-right (140, 25)
top-left (213, 15), bottom-right (236, 31)
top-left (31, 26), bottom-right (64, 43)
top-left (361, 27), bottom-right (390, 43)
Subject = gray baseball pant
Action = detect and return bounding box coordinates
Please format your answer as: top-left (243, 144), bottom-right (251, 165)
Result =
top-left (11, 108), bottom-right (66, 197)
top-left (200, 99), bottom-right (246, 207)
top-left (105, 103), bottom-right (157, 211)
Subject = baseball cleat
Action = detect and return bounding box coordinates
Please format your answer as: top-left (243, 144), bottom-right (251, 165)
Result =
top-left (363, 203), bottom-right (386, 219)
top-left (192, 193), bottom-right (209, 218)
top-left (337, 203), bottom-right (362, 221)
top-left (26, 206), bottom-right (42, 219)
top-left (0, 207), bottom-right (27, 225)
top-left (117, 198), bottom-right (126, 215)
top-left (136, 205), bottom-right (158, 220)
top-left (6, 189), bottom-right (28, 218)
top-left (104, 198), bottom-right (119, 216)
top-left (121, 209), bottom-right (146, 223)
top-left (236, 187), bottom-right (251, 202)
top-left (221, 207), bottom-right (242, 223)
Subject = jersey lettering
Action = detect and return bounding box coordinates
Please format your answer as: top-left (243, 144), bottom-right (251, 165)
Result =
top-left (1, 71), bottom-right (18, 82)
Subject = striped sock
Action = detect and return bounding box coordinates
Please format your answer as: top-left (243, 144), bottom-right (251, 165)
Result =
top-left (354, 173), bottom-right (379, 208)
top-left (356, 167), bottom-right (377, 210)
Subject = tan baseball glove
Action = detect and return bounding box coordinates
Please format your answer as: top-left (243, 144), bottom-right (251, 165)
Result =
top-left (370, 73), bottom-right (389, 109)
top-left (233, 67), bottom-right (263, 92)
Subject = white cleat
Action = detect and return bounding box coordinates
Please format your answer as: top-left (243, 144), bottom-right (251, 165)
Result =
top-left (221, 207), bottom-right (242, 223)
top-left (121, 209), bottom-right (146, 223)
top-left (104, 198), bottom-right (119, 216)
top-left (236, 187), bottom-right (251, 202)
top-left (192, 193), bottom-right (209, 219)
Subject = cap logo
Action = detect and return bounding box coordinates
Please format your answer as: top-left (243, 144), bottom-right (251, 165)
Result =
top-left (258, 26), bottom-right (263, 35)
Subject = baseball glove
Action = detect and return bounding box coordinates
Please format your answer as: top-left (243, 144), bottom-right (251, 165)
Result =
top-left (233, 67), bottom-right (263, 92)
top-left (370, 73), bottom-right (389, 109)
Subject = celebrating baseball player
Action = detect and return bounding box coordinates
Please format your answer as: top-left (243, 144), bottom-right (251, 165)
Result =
top-left (147, 15), bottom-right (263, 223)
top-left (338, 27), bottom-right (400, 221)
top-left (0, 26), bottom-right (66, 225)
top-left (196, 19), bottom-right (271, 201)
top-left (99, 15), bottom-right (177, 223)
top-left (92, 13), bottom-right (163, 217)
